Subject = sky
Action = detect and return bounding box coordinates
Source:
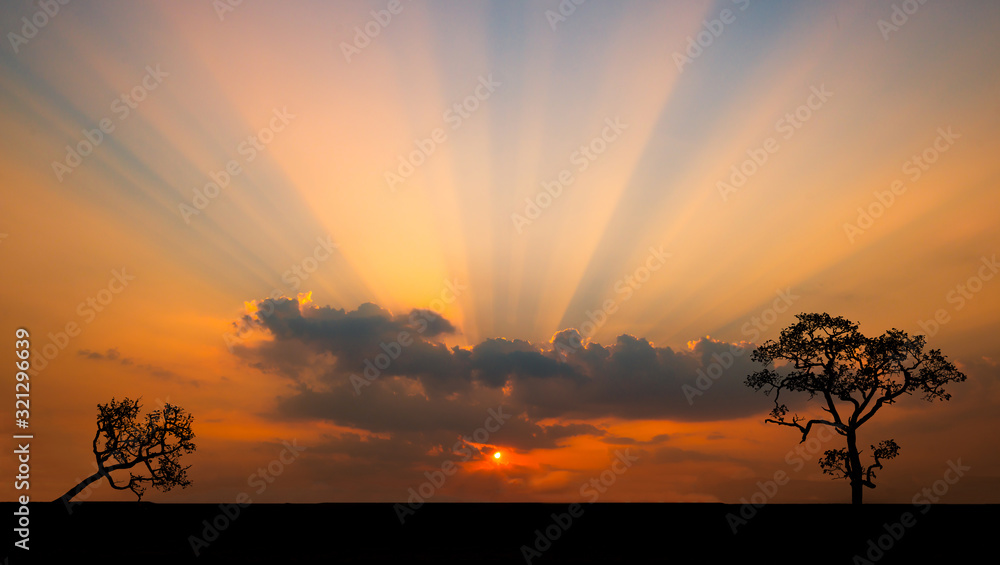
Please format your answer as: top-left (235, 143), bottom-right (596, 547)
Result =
top-left (1, 0), bottom-right (999, 506)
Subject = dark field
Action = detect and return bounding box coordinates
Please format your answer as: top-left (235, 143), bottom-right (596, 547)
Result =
top-left (3, 502), bottom-right (994, 563)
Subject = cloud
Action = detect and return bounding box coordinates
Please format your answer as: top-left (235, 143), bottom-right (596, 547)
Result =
top-left (230, 298), bottom-right (772, 484)
top-left (77, 347), bottom-right (179, 380)
top-left (79, 349), bottom-right (105, 360)
top-left (600, 433), bottom-right (671, 446)
top-left (234, 299), bottom-right (766, 424)
top-left (648, 446), bottom-right (734, 465)
top-left (233, 299), bottom-right (462, 390)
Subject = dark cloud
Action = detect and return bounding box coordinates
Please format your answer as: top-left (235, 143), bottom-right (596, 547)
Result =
top-left (600, 434), bottom-right (671, 446)
top-left (232, 299), bottom-right (769, 473)
top-left (469, 337), bottom-right (579, 387)
top-left (79, 347), bottom-right (128, 362)
top-left (234, 299), bottom-right (463, 391)
top-left (648, 446), bottom-right (734, 465)
top-left (234, 299), bottom-right (766, 421)
top-left (78, 348), bottom-right (109, 360)
top-left (77, 347), bottom-right (180, 381)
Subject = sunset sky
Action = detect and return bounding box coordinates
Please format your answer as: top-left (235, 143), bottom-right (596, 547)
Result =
top-left (2, 0), bottom-right (999, 506)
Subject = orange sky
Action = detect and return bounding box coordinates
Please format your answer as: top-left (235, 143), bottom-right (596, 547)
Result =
top-left (2, 0), bottom-right (999, 505)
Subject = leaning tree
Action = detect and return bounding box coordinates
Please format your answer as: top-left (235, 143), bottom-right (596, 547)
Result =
top-left (745, 313), bottom-right (965, 504)
top-left (55, 397), bottom-right (196, 504)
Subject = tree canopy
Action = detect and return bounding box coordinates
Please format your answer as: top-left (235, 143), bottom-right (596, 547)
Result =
top-left (56, 397), bottom-right (196, 503)
top-left (745, 312), bottom-right (965, 503)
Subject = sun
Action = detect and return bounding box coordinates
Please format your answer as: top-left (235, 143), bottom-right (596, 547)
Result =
top-left (493, 451), bottom-right (501, 460)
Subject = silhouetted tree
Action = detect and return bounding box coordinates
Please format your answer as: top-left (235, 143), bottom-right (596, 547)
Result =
top-left (55, 397), bottom-right (195, 504)
top-left (745, 313), bottom-right (965, 504)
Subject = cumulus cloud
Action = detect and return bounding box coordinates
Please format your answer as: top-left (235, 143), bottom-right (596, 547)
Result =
top-left (233, 298), bottom-right (766, 421)
top-left (231, 298), bottom-right (770, 482)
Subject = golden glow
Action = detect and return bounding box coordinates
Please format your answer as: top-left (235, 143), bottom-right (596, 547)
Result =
top-left (1, 1), bottom-right (997, 504)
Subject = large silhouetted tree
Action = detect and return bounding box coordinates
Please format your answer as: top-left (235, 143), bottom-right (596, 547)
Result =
top-left (745, 313), bottom-right (965, 504)
top-left (55, 397), bottom-right (195, 504)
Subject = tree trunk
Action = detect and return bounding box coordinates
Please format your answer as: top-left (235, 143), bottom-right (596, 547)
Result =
top-left (55, 468), bottom-right (107, 504)
top-left (847, 428), bottom-right (863, 505)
